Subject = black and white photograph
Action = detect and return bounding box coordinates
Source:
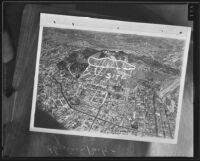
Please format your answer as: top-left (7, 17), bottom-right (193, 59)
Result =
top-left (4, 3), bottom-right (198, 157)
top-left (30, 13), bottom-right (191, 144)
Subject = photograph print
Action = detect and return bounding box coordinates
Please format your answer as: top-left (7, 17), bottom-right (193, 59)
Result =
top-left (30, 14), bottom-right (191, 144)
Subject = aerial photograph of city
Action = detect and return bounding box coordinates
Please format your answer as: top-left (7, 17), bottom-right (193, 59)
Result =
top-left (32, 26), bottom-right (186, 140)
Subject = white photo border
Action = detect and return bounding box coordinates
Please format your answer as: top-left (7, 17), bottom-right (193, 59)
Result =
top-left (30, 13), bottom-right (192, 144)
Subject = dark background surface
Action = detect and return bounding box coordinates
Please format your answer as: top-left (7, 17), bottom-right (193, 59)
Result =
top-left (2, 3), bottom-right (195, 157)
